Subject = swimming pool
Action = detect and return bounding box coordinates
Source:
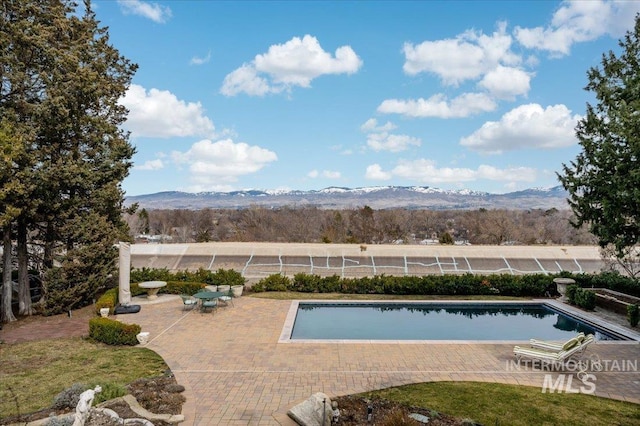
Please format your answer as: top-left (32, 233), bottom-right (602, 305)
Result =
top-left (284, 301), bottom-right (628, 342)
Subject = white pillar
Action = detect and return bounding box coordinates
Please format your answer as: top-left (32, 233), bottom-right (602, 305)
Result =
top-left (118, 242), bottom-right (131, 305)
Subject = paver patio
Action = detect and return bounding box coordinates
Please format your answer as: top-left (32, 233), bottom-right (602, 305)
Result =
top-left (119, 295), bottom-right (640, 425)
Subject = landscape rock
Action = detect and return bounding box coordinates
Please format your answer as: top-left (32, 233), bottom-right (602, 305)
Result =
top-left (287, 392), bottom-right (333, 426)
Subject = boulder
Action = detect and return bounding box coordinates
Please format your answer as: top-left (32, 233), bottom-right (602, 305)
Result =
top-left (287, 392), bottom-right (333, 426)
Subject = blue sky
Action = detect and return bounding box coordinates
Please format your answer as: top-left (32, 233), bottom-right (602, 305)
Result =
top-left (93, 0), bottom-right (640, 196)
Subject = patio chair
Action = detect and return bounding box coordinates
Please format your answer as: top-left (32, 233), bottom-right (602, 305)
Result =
top-left (201, 298), bottom-right (218, 313)
top-left (529, 332), bottom-right (585, 351)
top-left (513, 334), bottom-right (595, 362)
top-left (218, 290), bottom-right (234, 307)
top-left (180, 294), bottom-right (197, 311)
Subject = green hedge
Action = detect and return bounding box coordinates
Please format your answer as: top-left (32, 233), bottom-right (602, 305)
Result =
top-left (130, 267), bottom-right (246, 287)
top-left (129, 281), bottom-right (206, 297)
top-left (95, 288), bottom-right (118, 315)
top-left (251, 272), bottom-right (554, 297)
top-left (569, 271), bottom-right (640, 297)
top-left (89, 317), bottom-right (141, 345)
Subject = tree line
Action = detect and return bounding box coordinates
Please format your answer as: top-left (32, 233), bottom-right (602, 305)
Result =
top-left (125, 206), bottom-right (596, 246)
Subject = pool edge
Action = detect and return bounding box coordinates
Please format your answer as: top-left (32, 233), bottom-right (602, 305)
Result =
top-left (277, 299), bottom-right (640, 344)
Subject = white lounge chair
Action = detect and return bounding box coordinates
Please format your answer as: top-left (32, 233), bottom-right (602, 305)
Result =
top-left (529, 332), bottom-right (585, 351)
top-left (514, 334), bottom-right (595, 362)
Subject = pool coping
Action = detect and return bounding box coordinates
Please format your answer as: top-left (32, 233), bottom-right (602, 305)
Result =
top-left (278, 299), bottom-right (640, 344)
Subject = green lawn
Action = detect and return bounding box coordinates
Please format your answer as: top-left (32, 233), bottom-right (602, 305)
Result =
top-left (0, 338), bottom-right (167, 418)
top-left (364, 381), bottom-right (640, 426)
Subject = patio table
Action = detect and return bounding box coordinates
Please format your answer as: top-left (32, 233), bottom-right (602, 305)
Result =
top-left (193, 291), bottom-right (224, 312)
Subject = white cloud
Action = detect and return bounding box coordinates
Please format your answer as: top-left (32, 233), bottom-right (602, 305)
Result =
top-left (365, 164), bottom-right (392, 180)
top-left (171, 139), bottom-right (277, 192)
top-left (116, 0), bottom-right (172, 23)
top-left (190, 51), bottom-right (211, 65)
top-left (221, 64), bottom-right (272, 97)
top-left (366, 159), bottom-right (536, 184)
top-left (360, 118), bottom-right (421, 152)
top-left (378, 92), bottom-right (497, 118)
top-left (360, 118), bottom-right (396, 133)
top-left (221, 35), bottom-right (362, 96)
top-left (460, 103), bottom-right (581, 153)
top-left (136, 159), bottom-right (164, 170)
top-left (478, 66), bottom-right (532, 100)
top-left (308, 169), bottom-right (341, 179)
top-left (366, 132), bottom-right (421, 153)
top-left (120, 84), bottom-right (215, 138)
top-left (403, 22), bottom-right (520, 85)
top-left (514, 0), bottom-right (640, 56)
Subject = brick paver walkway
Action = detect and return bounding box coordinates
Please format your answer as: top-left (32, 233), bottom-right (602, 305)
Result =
top-left (117, 296), bottom-right (640, 425)
top-left (2, 296), bottom-right (639, 425)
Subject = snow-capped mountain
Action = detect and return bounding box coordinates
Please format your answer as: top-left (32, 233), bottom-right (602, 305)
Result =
top-left (125, 185), bottom-right (570, 210)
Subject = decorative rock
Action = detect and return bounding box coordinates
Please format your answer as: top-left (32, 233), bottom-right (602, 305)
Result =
top-left (287, 392), bottom-right (333, 426)
top-left (124, 418), bottom-right (155, 425)
top-left (97, 407), bottom-right (121, 420)
top-left (409, 412), bottom-right (430, 423)
top-left (122, 394), bottom-right (185, 424)
top-left (136, 332), bottom-right (150, 345)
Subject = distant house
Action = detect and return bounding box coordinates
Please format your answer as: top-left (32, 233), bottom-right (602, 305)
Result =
top-left (135, 234), bottom-right (173, 244)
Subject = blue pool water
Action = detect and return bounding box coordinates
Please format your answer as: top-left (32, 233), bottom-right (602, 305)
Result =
top-left (290, 303), bottom-right (621, 341)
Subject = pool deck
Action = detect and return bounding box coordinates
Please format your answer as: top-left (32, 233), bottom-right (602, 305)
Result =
top-left (119, 295), bottom-right (640, 425)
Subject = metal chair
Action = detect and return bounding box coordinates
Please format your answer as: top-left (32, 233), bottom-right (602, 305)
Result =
top-left (201, 298), bottom-right (218, 313)
top-left (180, 294), bottom-right (197, 311)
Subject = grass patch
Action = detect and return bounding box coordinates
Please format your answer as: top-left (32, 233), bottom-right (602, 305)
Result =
top-left (248, 291), bottom-right (526, 300)
top-left (0, 337), bottom-right (167, 418)
top-left (362, 381), bottom-right (640, 426)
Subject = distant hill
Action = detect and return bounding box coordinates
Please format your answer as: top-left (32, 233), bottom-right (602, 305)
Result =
top-left (125, 185), bottom-right (570, 210)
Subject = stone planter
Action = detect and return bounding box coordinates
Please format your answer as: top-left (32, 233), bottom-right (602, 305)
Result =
top-left (100, 308), bottom-right (110, 318)
top-left (231, 285), bottom-right (244, 298)
top-left (553, 278), bottom-right (575, 303)
top-left (136, 332), bottom-right (150, 345)
top-left (217, 285), bottom-right (231, 294)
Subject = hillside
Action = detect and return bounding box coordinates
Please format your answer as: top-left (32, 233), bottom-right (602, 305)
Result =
top-left (125, 185), bottom-right (570, 210)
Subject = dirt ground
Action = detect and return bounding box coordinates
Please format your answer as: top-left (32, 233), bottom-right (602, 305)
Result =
top-left (332, 394), bottom-right (475, 425)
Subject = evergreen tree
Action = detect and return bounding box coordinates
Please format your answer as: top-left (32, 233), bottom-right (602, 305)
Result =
top-left (1, 0), bottom-right (137, 318)
top-left (558, 15), bottom-right (640, 277)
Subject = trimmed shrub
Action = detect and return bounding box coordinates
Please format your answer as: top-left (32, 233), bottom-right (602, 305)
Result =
top-left (575, 288), bottom-right (597, 310)
top-left (89, 317), bottom-right (141, 345)
top-left (95, 288), bottom-right (118, 315)
top-left (252, 274), bottom-right (292, 292)
top-left (211, 268), bottom-right (246, 287)
top-left (164, 281), bottom-right (206, 295)
top-left (130, 267), bottom-right (173, 283)
top-left (628, 304), bottom-right (639, 327)
top-left (566, 284), bottom-right (579, 305)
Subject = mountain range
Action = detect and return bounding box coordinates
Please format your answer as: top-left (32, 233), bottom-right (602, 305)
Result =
top-left (125, 185), bottom-right (571, 210)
